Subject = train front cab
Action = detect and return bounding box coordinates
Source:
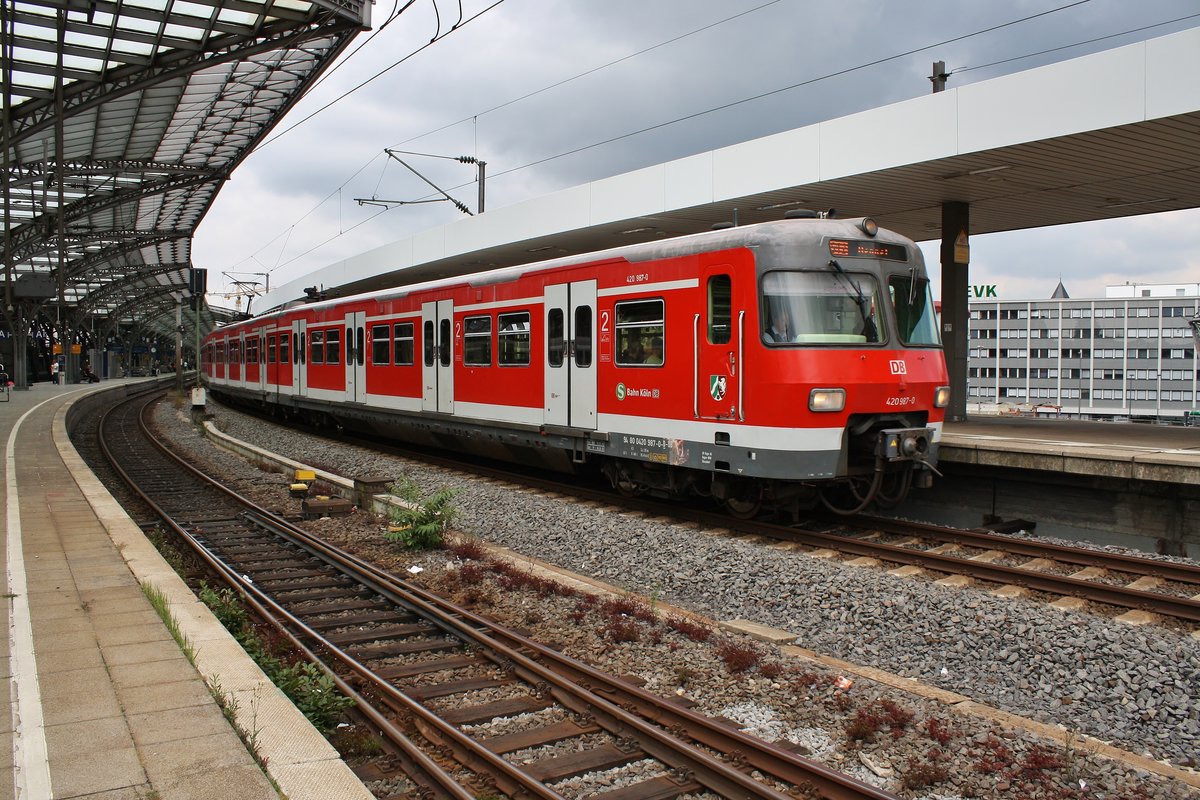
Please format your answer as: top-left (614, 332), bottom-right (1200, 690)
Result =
top-left (747, 233), bottom-right (947, 512)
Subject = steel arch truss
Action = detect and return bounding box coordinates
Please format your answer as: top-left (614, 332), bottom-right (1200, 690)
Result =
top-left (2, 0), bottom-right (367, 335)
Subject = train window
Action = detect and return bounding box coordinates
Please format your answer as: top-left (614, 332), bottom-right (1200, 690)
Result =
top-left (310, 330), bottom-right (324, 364)
top-left (761, 271), bottom-right (881, 345)
top-left (548, 309), bottom-right (565, 367)
top-left (325, 328), bottom-right (341, 365)
top-left (498, 312), bottom-right (531, 366)
top-left (267, 335), bottom-right (277, 364)
top-left (371, 325), bottom-right (391, 365)
top-left (615, 299), bottom-right (664, 367)
top-left (708, 275), bottom-right (731, 345)
top-left (889, 275), bottom-right (940, 346)
top-left (246, 338), bottom-right (258, 364)
top-left (424, 321), bottom-right (435, 366)
top-left (439, 319), bottom-right (451, 366)
top-left (574, 306), bottom-right (593, 368)
top-left (464, 315), bottom-right (492, 366)
top-left (230, 341), bottom-right (241, 363)
top-left (280, 333), bottom-right (290, 364)
top-left (395, 323), bottom-right (415, 366)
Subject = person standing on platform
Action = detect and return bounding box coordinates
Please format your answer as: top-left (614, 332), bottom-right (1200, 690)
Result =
top-left (50, 359), bottom-right (59, 385)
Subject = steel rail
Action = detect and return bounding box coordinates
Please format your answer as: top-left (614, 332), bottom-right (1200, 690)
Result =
top-left (244, 508), bottom-right (900, 800)
top-left (95, 392), bottom-right (479, 800)
top-left (853, 514), bottom-right (1200, 586)
top-left (122, 392), bottom-right (889, 800)
top-left (332, 435), bottom-right (1200, 622)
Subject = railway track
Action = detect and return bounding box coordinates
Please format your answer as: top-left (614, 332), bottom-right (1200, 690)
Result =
top-left (100, 389), bottom-right (900, 800)
top-left (284, 420), bottom-right (1200, 629)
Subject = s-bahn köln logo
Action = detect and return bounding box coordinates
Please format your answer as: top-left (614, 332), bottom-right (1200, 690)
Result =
top-left (710, 375), bottom-right (727, 401)
top-left (889, 360), bottom-right (907, 375)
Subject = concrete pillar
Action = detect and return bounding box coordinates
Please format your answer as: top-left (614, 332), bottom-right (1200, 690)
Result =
top-left (940, 201), bottom-right (970, 422)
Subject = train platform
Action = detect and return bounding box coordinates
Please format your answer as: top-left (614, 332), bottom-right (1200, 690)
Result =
top-left (1, 379), bottom-right (370, 800)
top-left (940, 415), bottom-right (1200, 485)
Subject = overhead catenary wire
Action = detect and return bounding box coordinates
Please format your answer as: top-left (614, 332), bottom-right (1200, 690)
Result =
top-left (244, 1), bottom-right (1192, 284)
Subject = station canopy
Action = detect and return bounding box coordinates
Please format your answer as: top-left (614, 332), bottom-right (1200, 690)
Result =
top-left (1, 0), bottom-right (369, 337)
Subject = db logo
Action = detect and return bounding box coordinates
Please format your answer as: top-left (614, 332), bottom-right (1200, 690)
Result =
top-left (889, 360), bottom-right (907, 375)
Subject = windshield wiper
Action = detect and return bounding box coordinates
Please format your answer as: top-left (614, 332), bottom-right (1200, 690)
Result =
top-left (828, 258), bottom-right (871, 327)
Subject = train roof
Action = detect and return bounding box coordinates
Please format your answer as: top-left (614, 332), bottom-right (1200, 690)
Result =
top-left (224, 217), bottom-right (917, 330)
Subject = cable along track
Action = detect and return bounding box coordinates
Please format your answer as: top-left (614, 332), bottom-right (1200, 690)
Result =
top-left (99, 391), bottom-right (897, 800)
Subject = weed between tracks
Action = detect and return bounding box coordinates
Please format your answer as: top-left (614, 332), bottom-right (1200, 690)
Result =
top-left (198, 582), bottom-right (355, 734)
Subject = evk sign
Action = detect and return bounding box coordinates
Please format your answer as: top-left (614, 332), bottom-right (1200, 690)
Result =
top-left (967, 284), bottom-right (998, 298)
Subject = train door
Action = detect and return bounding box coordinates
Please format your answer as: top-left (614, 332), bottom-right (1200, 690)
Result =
top-left (345, 311), bottom-right (366, 402)
top-left (544, 280), bottom-right (597, 429)
top-left (291, 318), bottom-right (307, 396)
top-left (421, 300), bottom-right (454, 413)
top-left (696, 271), bottom-right (741, 421)
top-left (258, 333), bottom-right (268, 393)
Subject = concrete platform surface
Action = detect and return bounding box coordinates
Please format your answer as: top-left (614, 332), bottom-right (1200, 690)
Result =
top-left (941, 415), bottom-right (1200, 484)
top-left (2, 380), bottom-right (371, 800)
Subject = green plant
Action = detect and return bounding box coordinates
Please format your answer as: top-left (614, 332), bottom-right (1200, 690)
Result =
top-left (272, 661), bottom-right (354, 734)
top-left (385, 480), bottom-right (458, 549)
top-left (198, 582), bottom-right (248, 634)
top-left (330, 725), bottom-right (385, 759)
top-left (140, 582), bottom-right (196, 664)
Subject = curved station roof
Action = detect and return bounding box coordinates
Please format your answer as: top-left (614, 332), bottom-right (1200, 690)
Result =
top-left (1, 0), bottom-right (369, 337)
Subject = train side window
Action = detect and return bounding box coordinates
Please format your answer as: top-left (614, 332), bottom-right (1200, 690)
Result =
top-left (280, 333), bottom-right (290, 364)
top-left (267, 335), bottom-right (277, 364)
top-left (708, 275), bottom-right (731, 344)
top-left (371, 324), bottom-right (391, 365)
top-left (439, 319), bottom-right (451, 366)
top-left (547, 309), bottom-right (565, 367)
top-left (326, 328), bottom-right (341, 365)
top-left (246, 338), bottom-right (258, 364)
top-left (424, 321), bottom-right (435, 366)
top-left (464, 315), bottom-right (492, 366)
top-left (615, 299), bottom-right (665, 367)
top-left (574, 306), bottom-right (592, 368)
top-left (395, 322), bottom-right (415, 366)
top-left (498, 312), bottom-right (530, 366)
top-left (310, 330), bottom-right (324, 365)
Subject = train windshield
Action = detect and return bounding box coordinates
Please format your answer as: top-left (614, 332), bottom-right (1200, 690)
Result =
top-left (761, 270), bottom-right (881, 344)
top-left (889, 274), bottom-right (941, 346)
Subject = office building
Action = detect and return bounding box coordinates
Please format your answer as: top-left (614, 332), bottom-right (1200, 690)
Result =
top-left (967, 283), bottom-right (1200, 421)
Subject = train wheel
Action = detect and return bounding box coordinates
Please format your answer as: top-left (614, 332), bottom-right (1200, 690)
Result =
top-left (611, 465), bottom-right (644, 498)
top-left (722, 485), bottom-right (763, 519)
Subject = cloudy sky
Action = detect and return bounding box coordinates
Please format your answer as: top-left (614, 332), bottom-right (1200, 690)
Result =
top-left (193, 0), bottom-right (1200, 309)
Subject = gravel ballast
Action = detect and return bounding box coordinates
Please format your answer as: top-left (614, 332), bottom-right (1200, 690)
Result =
top-left (152, 398), bottom-right (1200, 797)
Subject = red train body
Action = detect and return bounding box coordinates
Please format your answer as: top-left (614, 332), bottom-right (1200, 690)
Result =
top-left (204, 216), bottom-right (949, 515)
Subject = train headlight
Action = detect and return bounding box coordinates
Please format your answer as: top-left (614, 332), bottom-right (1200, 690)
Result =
top-left (809, 388), bottom-right (845, 412)
top-left (858, 217), bottom-right (878, 237)
top-left (934, 385), bottom-right (951, 408)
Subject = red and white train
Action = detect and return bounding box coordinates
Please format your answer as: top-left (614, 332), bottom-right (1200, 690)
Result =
top-left (203, 215), bottom-right (949, 516)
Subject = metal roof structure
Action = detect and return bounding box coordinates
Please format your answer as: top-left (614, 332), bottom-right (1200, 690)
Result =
top-left (1, 0), bottom-right (369, 340)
